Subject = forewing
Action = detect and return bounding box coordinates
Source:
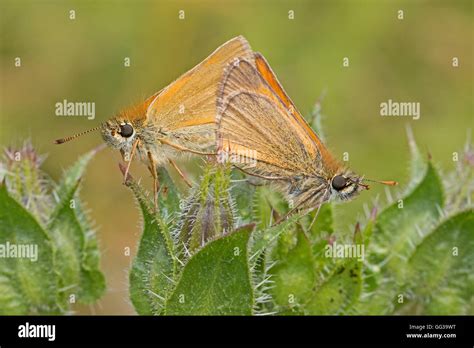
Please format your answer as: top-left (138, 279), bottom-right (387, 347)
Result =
top-left (147, 36), bottom-right (253, 131)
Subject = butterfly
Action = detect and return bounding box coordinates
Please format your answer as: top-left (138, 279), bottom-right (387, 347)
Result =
top-left (56, 36), bottom-right (254, 207)
top-left (215, 50), bottom-right (396, 215)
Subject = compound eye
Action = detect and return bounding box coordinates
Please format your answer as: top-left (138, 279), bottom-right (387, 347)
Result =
top-left (332, 175), bottom-right (347, 191)
top-left (119, 123), bottom-right (133, 138)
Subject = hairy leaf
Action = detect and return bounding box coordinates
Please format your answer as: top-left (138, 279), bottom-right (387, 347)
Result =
top-left (48, 147), bottom-right (105, 305)
top-left (270, 228), bottom-right (315, 314)
top-left (358, 161), bottom-right (444, 314)
top-left (48, 180), bottom-right (105, 305)
top-left (165, 224), bottom-right (254, 315)
top-left (127, 172), bottom-right (176, 315)
top-left (0, 184), bottom-right (60, 314)
top-left (305, 258), bottom-right (362, 315)
top-left (405, 210), bottom-right (474, 314)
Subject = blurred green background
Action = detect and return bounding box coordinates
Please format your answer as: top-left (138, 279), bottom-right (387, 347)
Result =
top-left (0, 0), bottom-right (472, 314)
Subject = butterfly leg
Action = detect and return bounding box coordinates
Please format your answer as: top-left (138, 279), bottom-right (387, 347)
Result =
top-left (159, 138), bottom-right (216, 156)
top-left (147, 151), bottom-right (160, 211)
top-left (168, 158), bottom-right (192, 188)
top-left (235, 165), bottom-right (287, 181)
top-left (122, 138), bottom-right (140, 184)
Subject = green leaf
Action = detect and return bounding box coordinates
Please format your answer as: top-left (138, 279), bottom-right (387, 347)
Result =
top-left (248, 214), bottom-right (300, 314)
top-left (48, 180), bottom-right (105, 305)
top-left (304, 258), bottom-right (362, 315)
top-left (405, 125), bottom-right (426, 189)
top-left (444, 139), bottom-right (474, 214)
top-left (305, 224), bottom-right (363, 314)
top-left (372, 162), bottom-right (444, 276)
top-left (405, 210), bottom-right (474, 314)
top-left (352, 211), bottom-right (379, 298)
top-left (55, 146), bottom-right (100, 199)
top-left (164, 224), bottom-right (254, 315)
top-left (75, 201), bottom-right (104, 296)
top-left (48, 147), bottom-right (105, 305)
top-left (127, 172), bottom-right (176, 315)
top-left (358, 161), bottom-right (444, 314)
top-left (270, 228), bottom-right (315, 314)
top-left (0, 184), bottom-right (60, 314)
top-left (248, 214), bottom-right (301, 269)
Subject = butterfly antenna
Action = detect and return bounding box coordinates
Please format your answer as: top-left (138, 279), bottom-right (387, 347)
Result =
top-left (348, 178), bottom-right (370, 190)
top-left (54, 125), bottom-right (102, 144)
top-left (363, 178), bottom-right (398, 186)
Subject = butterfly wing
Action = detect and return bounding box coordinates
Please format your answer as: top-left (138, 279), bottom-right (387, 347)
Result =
top-left (146, 36), bottom-right (254, 152)
top-left (253, 53), bottom-right (340, 174)
top-left (216, 56), bottom-right (340, 179)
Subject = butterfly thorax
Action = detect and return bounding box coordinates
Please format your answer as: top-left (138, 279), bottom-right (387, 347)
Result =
top-left (282, 174), bottom-right (330, 210)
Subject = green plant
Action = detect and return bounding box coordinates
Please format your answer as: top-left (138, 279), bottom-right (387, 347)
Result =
top-left (127, 125), bottom-right (473, 315)
top-left (0, 142), bottom-right (105, 314)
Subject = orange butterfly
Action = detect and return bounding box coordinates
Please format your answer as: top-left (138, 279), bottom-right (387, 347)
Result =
top-left (56, 36), bottom-right (254, 206)
top-left (215, 48), bottom-right (396, 214)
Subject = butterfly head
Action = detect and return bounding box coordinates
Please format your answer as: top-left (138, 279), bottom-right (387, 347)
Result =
top-left (100, 117), bottom-right (145, 162)
top-left (101, 118), bottom-right (137, 147)
top-left (329, 170), bottom-right (368, 202)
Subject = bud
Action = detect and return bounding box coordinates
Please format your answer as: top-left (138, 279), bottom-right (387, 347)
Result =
top-left (177, 164), bottom-right (234, 255)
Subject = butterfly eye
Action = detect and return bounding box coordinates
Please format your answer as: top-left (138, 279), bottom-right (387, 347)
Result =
top-left (332, 175), bottom-right (347, 191)
top-left (119, 123), bottom-right (134, 138)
